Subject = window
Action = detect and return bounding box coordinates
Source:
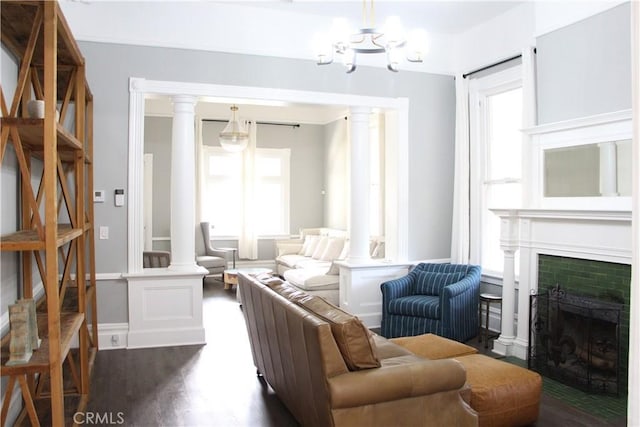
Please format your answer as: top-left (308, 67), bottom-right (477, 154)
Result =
top-left (470, 67), bottom-right (523, 276)
top-left (201, 147), bottom-right (290, 237)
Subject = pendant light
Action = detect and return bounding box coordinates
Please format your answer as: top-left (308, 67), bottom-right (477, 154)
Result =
top-left (219, 105), bottom-right (249, 152)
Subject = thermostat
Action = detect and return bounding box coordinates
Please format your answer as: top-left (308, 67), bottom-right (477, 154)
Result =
top-left (115, 189), bottom-right (125, 207)
top-left (94, 190), bottom-right (105, 203)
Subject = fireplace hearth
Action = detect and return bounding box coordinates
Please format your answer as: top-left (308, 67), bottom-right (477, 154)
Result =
top-left (529, 284), bottom-right (622, 396)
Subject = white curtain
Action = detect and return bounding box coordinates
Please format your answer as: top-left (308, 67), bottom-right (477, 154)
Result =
top-left (521, 46), bottom-right (537, 209)
top-left (450, 74), bottom-right (470, 264)
top-left (238, 121), bottom-right (258, 259)
top-left (522, 46), bottom-right (537, 128)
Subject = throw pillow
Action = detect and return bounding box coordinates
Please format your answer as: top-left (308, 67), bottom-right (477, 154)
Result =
top-left (414, 271), bottom-right (465, 296)
top-left (311, 236), bottom-right (330, 260)
top-left (295, 295), bottom-right (380, 371)
top-left (298, 235), bottom-right (314, 255)
top-left (303, 235), bottom-right (321, 257)
top-left (339, 241), bottom-right (350, 260)
top-left (327, 261), bottom-right (340, 275)
top-left (320, 238), bottom-right (345, 261)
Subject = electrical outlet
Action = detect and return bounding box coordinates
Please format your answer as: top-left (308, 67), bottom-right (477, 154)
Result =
top-left (99, 226), bottom-right (109, 240)
top-left (111, 335), bottom-right (119, 346)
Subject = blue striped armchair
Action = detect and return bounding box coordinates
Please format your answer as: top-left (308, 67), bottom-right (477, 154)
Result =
top-left (380, 263), bottom-right (481, 342)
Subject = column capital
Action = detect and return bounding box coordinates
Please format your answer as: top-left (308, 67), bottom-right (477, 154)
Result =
top-left (498, 215), bottom-right (520, 251)
top-left (171, 95), bottom-right (197, 112)
top-left (349, 106), bottom-right (372, 119)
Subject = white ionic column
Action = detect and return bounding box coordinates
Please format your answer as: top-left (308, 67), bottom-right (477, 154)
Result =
top-left (169, 95), bottom-right (198, 271)
top-left (513, 218), bottom-right (533, 359)
top-left (349, 107), bottom-right (371, 260)
top-left (500, 249), bottom-right (517, 339)
top-left (493, 213), bottom-right (519, 356)
top-left (599, 142), bottom-right (618, 196)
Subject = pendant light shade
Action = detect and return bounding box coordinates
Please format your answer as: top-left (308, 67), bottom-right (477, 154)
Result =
top-left (219, 105), bottom-right (249, 152)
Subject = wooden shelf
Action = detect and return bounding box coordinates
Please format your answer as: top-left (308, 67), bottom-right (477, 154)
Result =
top-left (1, 2), bottom-right (84, 97)
top-left (1, 118), bottom-right (83, 150)
top-left (0, 312), bottom-right (84, 376)
top-left (0, 224), bottom-right (82, 252)
top-left (1, 2), bottom-right (98, 425)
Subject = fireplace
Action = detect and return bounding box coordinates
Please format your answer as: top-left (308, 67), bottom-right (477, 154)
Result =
top-left (529, 284), bottom-right (623, 395)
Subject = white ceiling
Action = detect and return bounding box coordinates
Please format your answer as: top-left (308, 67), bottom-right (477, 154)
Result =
top-left (74, 0), bottom-right (518, 122)
top-left (60, 1), bottom-right (619, 123)
top-left (233, 1), bottom-right (522, 34)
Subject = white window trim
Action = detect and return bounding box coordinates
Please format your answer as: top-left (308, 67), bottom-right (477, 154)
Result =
top-left (469, 65), bottom-right (523, 276)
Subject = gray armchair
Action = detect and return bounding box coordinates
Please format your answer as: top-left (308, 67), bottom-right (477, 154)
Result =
top-left (196, 222), bottom-right (229, 280)
top-left (143, 250), bottom-right (171, 268)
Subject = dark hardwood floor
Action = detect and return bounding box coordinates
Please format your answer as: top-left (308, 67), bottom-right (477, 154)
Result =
top-left (84, 278), bottom-right (627, 426)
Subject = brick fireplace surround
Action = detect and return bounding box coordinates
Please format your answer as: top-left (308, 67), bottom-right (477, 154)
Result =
top-left (537, 255), bottom-right (631, 394)
top-left (490, 209), bottom-right (631, 364)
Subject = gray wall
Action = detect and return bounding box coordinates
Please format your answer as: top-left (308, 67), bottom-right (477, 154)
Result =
top-left (1, 46), bottom-right (20, 328)
top-left (81, 40), bottom-right (456, 266)
top-left (77, 41), bottom-right (455, 323)
top-left (536, 2), bottom-right (631, 124)
top-left (1, 146), bottom-right (20, 326)
top-left (144, 116), bottom-right (172, 246)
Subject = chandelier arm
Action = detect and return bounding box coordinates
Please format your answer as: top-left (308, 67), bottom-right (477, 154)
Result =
top-left (372, 33), bottom-right (385, 49)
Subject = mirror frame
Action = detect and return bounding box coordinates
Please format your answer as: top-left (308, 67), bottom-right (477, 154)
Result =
top-left (523, 109), bottom-right (632, 211)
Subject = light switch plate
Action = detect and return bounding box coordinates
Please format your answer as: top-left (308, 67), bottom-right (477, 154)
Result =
top-left (99, 226), bottom-right (109, 240)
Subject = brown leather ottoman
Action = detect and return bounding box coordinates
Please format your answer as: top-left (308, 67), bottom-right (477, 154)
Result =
top-left (392, 334), bottom-right (542, 427)
top-left (390, 333), bottom-right (479, 359)
top-left (454, 354), bottom-right (541, 427)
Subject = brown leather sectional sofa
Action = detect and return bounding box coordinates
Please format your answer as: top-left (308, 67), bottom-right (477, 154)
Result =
top-left (238, 272), bottom-right (479, 427)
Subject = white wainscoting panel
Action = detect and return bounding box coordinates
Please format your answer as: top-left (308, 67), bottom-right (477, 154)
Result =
top-left (338, 260), bottom-right (410, 328)
top-left (125, 268), bottom-right (206, 348)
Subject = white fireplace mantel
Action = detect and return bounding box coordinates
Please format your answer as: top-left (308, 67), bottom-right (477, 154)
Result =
top-left (490, 208), bottom-right (631, 359)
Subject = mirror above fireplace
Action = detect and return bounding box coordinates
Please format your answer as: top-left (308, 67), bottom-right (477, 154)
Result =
top-left (544, 139), bottom-right (631, 198)
top-left (524, 109), bottom-right (632, 211)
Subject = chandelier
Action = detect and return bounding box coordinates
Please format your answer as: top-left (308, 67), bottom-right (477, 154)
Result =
top-left (219, 105), bottom-right (249, 152)
top-left (314, 0), bottom-right (428, 73)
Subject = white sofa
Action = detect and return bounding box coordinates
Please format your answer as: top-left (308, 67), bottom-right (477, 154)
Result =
top-left (275, 228), bottom-right (384, 305)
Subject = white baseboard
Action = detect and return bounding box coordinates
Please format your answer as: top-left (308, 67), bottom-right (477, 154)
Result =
top-left (97, 323), bottom-right (129, 350)
top-left (127, 327), bottom-right (205, 349)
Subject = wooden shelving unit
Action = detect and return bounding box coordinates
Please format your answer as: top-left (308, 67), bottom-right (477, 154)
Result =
top-left (0, 1), bottom-right (98, 425)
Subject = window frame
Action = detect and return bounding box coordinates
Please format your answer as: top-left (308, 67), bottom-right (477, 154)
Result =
top-left (469, 65), bottom-right (523, 278)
